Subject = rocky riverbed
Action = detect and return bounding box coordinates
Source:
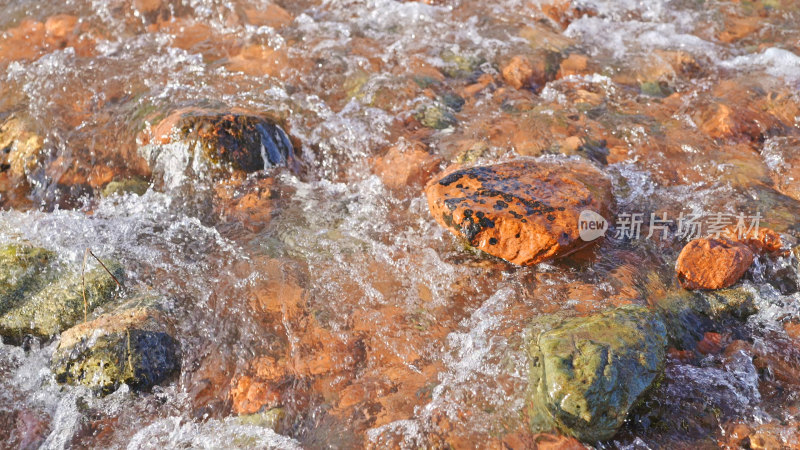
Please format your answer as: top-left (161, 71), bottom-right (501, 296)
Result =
top-left (1, 0), bottom-right (800, 448)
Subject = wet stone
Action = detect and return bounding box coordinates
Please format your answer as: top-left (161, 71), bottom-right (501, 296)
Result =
top-left (527, 305), bottom-right (667, 442)
top-left (425, 158), bottom-right (613, 265)
top-left (675, 238), bottom-right (755, 290)
top-left (101, 177), bottom-right (150, 197)
top-left (140, 111), bottom-right (296, 187)
top-left (0, 249), bottom-right (124, 342)
top-left (51, 295), bottom-right (180, 394)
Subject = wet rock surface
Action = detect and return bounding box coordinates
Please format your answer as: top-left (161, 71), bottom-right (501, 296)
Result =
top-left (425, 158), bottom-right (613, 265)
top-left (675, 238), bottom-right (755, 290)
top-left (0, 244), bottom-right (124, 341)
top-left (0, 0), bottom-right (800, 447)
top-left (527, 305), bottom-right (667, 442)
top-left (51, 295), bottom-right (179, 394)
top-left (140, 110), bottom-right (296, 188)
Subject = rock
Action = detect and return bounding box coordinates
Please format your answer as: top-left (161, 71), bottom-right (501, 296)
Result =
top-left (675, 238), bottom-right (755, 290)
top-left (502, 56), bottom-right (534, 90)
top-left (0, 258), bottom-right (124, 341)
top-left (0, 15), bottom-right (97, 64)
top-left (231, 375), bottom-right (281, 415)
top-left (234, 408), bottom-right (285, 431)
top-left (527, 305), bottom-right (667, 442)
top-left (100, 177), bottom-right (150, 197)
top-left (696, 331), bottom-right (724, 355)
top-left (51, 296), bottom-right (179, 394)
top-left (557, 54), bottom-right (589, 79)
top-left (0, 244), bottom-right (54, 317)
top-left (416, 103), bottom-right (457, 129)
top-left (425, 158), bottom-right (613, 265)
top-left (371, 140), bottom-right (441, 191)
top-left (721, 226), bottom-right (783, 254)
top-left (139, 111), bottom-right (296, 188)
top-left (651, 287), bottom-right (756, 351)
top-left (0, 115), bottom-right (42, 181)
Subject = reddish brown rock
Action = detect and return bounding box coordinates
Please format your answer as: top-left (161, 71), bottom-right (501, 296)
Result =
top-left (502, 56), bottom-right (534, 90)
top-left (722, 226), bottom-right (783, 254)
top-left (425, 159), bottom-right (613, 265)
top-left (696, 331), bottom-right (725, 355)
top-left (676, 238), bottom-right (755, 290)
top-left (371, 140), bottom-right (441, 191)
top-left (557, 54), bottom-right (589, 79)
top-left (0, 15), bottom-right (97, 64)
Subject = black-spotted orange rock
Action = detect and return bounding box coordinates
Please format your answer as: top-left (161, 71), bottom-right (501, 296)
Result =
top-left (425, 158), bottom-right (613, 265)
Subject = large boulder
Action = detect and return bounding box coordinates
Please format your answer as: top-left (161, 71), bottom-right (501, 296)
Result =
top-left (527, 305), bottom-right (667, 442)
top-left (51, 296), bottom-right (180, 394)
top-left (0, 245), bottom-right (124, 341)
top-left (425, 158), bottom-right (613, 265)
top-left (139, 110), bottom-right (296, 188)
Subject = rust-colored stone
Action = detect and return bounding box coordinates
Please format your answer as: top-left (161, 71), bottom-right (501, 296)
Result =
top-left (502, 56), bottom-right (534, 90)
top-left (425, 159), bottom-right (613, 265)
top-left (371, 140), bottom-right (441, 191)
top-left (557, 54), bottom-right (589, 79)
top-left (696, 331), bottom-right (724, 355)
top-left (676, 238), bottom-right (755, 290)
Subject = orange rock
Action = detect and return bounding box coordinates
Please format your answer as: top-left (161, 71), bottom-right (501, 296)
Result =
top-left (226, 44), bottom-right (291, 78)
top-left (785, 321), bottom-right (800, 341)
top-left (502, 56), bottom-right (534, 90)
top-left (668, 347), bottom-right (695, 363)
top-left (132, 0), bottom-right (162, 14)
top-left (675, 238), bottom-right (755, 290)
top-left (557, 54), bottom-right (589, 78)
top-left (217, 178), bottom-right (277, 232)
top-left (0, 15), bottom-right (97, 64)
top-left (696, 331), bottom-right (724, 355)
top-left (721, 421), bottom-right (800, 449)
top-left (425, 159), bottom-right (613, 265)
top-left (231, 375), bottom-right (281, 415)
top-left (371, 140), bottom-right (441, 191)
top-left (718, 16), bottom-right (761, 43)
top-left (722, 226), bottom-right (783, 254)
top-left (243, 4), bottom-right (294, 28)
top-left (462, 73), bottom-right (494, 97)
top-left (531, 432), bottom-right (586, 449)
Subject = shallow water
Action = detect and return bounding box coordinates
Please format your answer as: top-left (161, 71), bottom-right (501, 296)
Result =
top-left (1, 0), bottom-right (800, 448)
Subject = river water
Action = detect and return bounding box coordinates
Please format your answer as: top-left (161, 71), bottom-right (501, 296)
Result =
top-left (1, 0), bottom-right (800, 448)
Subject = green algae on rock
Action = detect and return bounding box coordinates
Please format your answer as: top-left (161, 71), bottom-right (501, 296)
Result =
top-left (101, 177), bottom-right (150, 197)
top-left (0, 243), bottom-right (54, 316)
top-left (51, 295), bottom-right (180, 394)
top-left (652, 286), bottom-right (757, 351)
top-left (527, 305), bottom-right (667, 442)
top-left (0, 260), bottom-right (124, 341)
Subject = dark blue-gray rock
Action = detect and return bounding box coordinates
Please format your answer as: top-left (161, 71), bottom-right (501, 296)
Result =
top-left (51, 295), bottom-right (180, 394)
top-left (527, 305), bottom-right (667, 442)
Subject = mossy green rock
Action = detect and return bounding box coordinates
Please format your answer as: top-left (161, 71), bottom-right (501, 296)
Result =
top-left (235, 408), bottom-right (286, 431)
top-left (101, 177), bottom-right (150, 197)
top-left (417, 103), bottom-right (457, 129)
top-left (527, 305), bottom-right (667, 442)
top-left (0, 260), bottom-right (124, 340)
top-left (0, 244), bottom-right (54, 316)
top-left (51, 296), bottom-right (180, 394)
top-left (652, 286), bottom-right (756, 350)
